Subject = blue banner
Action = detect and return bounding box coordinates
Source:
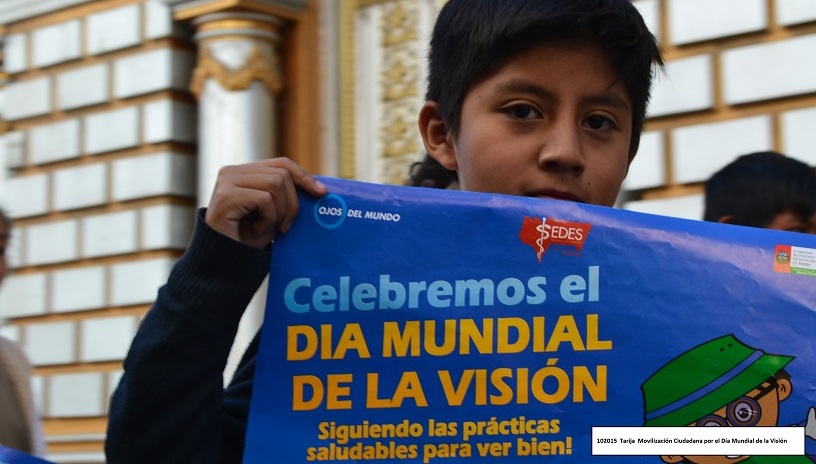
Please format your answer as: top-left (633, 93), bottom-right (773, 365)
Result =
top-left (245, 177), bottom-right (816, 463)
top-left (0, 447), bottom-right (53, 464)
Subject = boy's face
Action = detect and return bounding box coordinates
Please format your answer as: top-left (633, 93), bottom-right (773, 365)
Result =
top-left (421, 43), bottom-right (633, 207)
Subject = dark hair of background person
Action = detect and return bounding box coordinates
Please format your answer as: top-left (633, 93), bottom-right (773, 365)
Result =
top-left (407, 153), bottom-right (458, 189)
top-left (703, 151), bottom-right (816, 228)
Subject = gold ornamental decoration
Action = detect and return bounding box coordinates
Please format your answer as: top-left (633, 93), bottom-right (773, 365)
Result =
top-left (379, 0), bottom-right (422, 185)
top-left (190, 45), bottom-right (284, 98)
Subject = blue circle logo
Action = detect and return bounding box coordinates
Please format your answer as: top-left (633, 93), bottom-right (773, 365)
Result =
top-left (313, 193), bottom-right (347, 229)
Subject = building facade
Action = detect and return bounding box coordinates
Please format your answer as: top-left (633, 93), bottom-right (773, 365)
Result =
top-left (0, 0), bottom-right (814, 462)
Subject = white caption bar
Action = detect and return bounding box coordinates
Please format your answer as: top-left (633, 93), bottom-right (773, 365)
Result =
top-left (592, 427), bottom-right (804, 456)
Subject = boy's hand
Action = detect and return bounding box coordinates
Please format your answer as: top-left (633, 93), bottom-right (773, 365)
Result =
top-left (204, 157), bottom-right (327, 249)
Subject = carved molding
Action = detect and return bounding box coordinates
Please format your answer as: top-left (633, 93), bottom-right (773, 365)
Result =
top-left (340, 0), bottom-right (437, 183)
top-left (190, 44), bottom-right (283, 97)
top-left (382, 2), bottom-right (417, 46)
top-left (168, 0), bottom-right (307, 21)
top-left (338, 0), bottom-right (358, 179)
top-left (379, 0), bottom-right (422, 184)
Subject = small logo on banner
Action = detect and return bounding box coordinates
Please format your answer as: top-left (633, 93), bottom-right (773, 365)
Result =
top-left (774, 244), bottom-right (792, 274)
top-left (773, 244), bottom-right (816, 277)
top-left (313, 193), bottom-right (347, 229)
top-left (519, 216), bottom-right (592, 262)
top-left (775, 247), bottom-right (790, 264)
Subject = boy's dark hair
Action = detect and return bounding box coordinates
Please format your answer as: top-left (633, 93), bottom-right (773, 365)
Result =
top-left (703, 151), bottom-right (816, 228)
top-left (425, 0), bottom-right (664, 155)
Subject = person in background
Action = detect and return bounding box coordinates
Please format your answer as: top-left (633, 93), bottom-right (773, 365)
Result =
top-left (703, 151), bottom-right (816, 234)
top-left (407, 153), bottom-right (459, 189)
top-left (0, 207), bottom-right (46, 456)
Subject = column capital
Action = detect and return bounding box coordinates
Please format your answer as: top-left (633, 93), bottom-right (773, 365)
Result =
top-left (192, 12), bottom-right (284, 42)
top-left (161, 0), bottom-right (308, 22)
top-left (190, 44), bottom-right (284, 97)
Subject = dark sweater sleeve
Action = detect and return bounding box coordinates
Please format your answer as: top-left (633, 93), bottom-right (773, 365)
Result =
top-left (105, 209), bottom-right (269, 463)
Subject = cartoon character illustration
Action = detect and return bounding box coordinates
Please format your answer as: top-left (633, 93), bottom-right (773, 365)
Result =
top-left (641, 334), bottom-right (816, 463)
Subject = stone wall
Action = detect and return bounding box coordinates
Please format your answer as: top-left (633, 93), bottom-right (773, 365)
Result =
top-left (623, 0), bottom-right (816, 219)
top-left (0, 0), bottom-right (197, 461)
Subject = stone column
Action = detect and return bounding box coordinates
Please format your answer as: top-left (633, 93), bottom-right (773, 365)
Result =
top-left (168, 0), bottom-right (303, 383)
top-left (189, 12), bottom-right (285, 204)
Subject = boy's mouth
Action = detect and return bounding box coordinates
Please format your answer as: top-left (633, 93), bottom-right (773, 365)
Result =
top-left (530, 189), bottom-right (584, 203)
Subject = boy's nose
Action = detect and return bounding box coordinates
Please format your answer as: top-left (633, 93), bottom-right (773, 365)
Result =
top-left (537, 124), bottom-right (585, 175)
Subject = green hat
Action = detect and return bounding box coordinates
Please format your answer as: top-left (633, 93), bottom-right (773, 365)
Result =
top-left (642, 334), bottom-right (793, 426)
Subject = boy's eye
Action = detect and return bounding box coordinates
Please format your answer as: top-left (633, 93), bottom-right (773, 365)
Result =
top-left (584, 115), bottom-right (616, 131)
top-left (504, 104), bottom-right (541, 120)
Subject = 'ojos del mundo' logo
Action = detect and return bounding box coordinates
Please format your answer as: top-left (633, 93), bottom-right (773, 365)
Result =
top-left (313, 193), bottom-right (347, 229)
top-left (519, 216), bottom-right (592, 263)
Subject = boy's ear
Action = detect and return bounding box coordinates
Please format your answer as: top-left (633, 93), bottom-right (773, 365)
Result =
top-left (418, 102), bottom-right (458, 170)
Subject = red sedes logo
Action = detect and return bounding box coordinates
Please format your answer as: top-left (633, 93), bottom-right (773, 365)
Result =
top-left (519, 216), bottom-right (592, 262)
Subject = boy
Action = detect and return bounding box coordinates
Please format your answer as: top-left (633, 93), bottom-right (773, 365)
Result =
top-left (104, 0), bottom-right (663, 462)
top-left (704, 151), bottom-right (816, 234)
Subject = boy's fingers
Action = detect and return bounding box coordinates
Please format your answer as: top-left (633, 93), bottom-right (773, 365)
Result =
top-left (276, 169), bottom-right (300, 234)
top-left (246, 189), bottom-right (282, 244)
top-left (248, 168), bottom-right (296, 236)
top-left (204, 158), bottom-right (327, 248)
top-left (254, 157), bottom-right (328, 197)
top-left (226, 160), bottom-right (326, 233)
